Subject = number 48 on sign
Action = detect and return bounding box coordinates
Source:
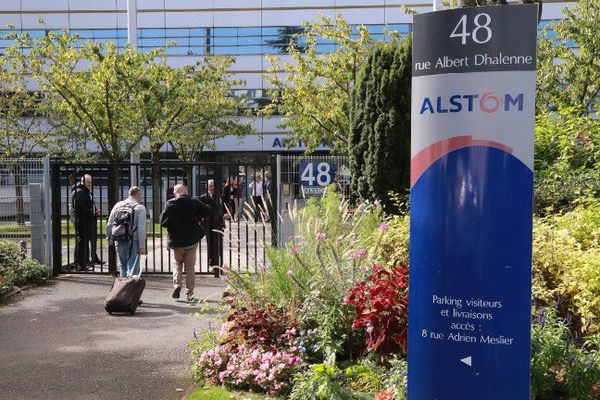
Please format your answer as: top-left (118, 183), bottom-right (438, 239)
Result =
top-left (299, 161), bottom-right (334, 187)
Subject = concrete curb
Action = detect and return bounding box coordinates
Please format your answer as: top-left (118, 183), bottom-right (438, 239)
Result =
top-left (179, 383), bottom-right (197, 400)
top-left (0, 284), bottom-right (32, 302)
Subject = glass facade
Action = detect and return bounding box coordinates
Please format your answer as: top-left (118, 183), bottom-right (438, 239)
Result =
top-left (0, 23), bottom-right (412, 55)
top-left (0, 20), bottom-right (564, 109)
top-left (1, 20), bottom-right (563, 56)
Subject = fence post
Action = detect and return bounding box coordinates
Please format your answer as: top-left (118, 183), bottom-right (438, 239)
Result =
top-left (272, 155), bottom-right (279, 247)
top-left (107, 163), bottom-right (119, 275)
top-left (42, 157), bottom-right (52, 272)
top-left (29, 183), bottom-right (45, 265)
top-left (51, 161), bottom-right (62, 276)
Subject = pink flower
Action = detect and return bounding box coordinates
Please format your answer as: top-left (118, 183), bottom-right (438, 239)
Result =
top-left (379, 223), bottom-right (390, 231)
top-left (316, 232), bottom-right (327, 241)
top-left (350, 248), bottom-right (368, 259)
top-left (290, 246), bottom-right (299, 254)
top-left (287, 269), bottom-right (294, 277)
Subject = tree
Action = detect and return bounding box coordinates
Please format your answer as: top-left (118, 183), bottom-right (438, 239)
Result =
top-left (265, 26), bottom-right (308, 54)
top-left (7, 28), bottom-right (252, 226)
top-left (160, 57), bottom-right (253, 163)
top-left (0, 55), bottom-right (51, 223)
top-left (6, 29), bottom-right (247, 273)
top-left (141, 55), bottom-right (252, 219)
top-left (264, 14), bottom-right (380, 153)
top-left (6, 33), bottom-right (160, 163)
top-left (536, 0), bottom-right (600, 114)
top-left (349, 38), bottom-right (412, 212)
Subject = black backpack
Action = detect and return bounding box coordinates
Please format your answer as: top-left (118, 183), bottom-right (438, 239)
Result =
top-left (111, 203), bottom-right (138, 242)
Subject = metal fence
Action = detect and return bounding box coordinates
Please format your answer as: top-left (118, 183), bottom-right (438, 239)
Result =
top-left (51, 160), bottom-right (277, 276)
top-left (0, 157), bottom-right (51, 269)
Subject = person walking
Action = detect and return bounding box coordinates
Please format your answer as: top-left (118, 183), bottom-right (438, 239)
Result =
top-left (263, 170), bottom-right (273, 222)
top-left (222, 178), bottom-right (236, 220)
top-left (106, 187), bottom-right (147, 278)
top-left (248, 173), bottom-right (264, 221)
top-left (233, 177), bottom-right (244, 221)
top-left (70, 175), bottom-right (94, 271)
top-left (159, 184), bottom-right (210, 302)
top-left (200, 179), bottom-right (225, 273)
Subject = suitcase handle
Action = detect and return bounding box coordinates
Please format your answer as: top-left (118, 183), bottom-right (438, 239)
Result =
top-left (128, 255), bottom-right (143, 280)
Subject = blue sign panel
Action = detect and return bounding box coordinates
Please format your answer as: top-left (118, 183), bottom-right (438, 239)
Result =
top-left (298, 161), bottom-right (335, 196)
top-left (409, 5), bottom-right (538, 400)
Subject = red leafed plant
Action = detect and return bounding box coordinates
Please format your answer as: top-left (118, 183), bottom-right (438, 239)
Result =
top-left (374, 391), bottom-right (396, 400)
top-left (221, 298), bottom-right (299, 350)
top-left (344, 265), bottom-right (409, 356)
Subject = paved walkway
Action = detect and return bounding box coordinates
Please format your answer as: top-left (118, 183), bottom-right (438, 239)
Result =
top-left (0, 275), bottom-right (225, 400)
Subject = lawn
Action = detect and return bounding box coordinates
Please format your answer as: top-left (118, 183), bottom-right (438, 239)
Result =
top-left (187, 386), bottom-right (277, 400)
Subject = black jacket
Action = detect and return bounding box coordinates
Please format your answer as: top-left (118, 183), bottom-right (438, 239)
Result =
top-left (159, 195), bottom-right (211, 248)
top-left (222, 185), bottom-right (236, 203)
top-left (70, 182), bottom-right (93, 225)
top-left (200, 192), bottom-right (225, 230)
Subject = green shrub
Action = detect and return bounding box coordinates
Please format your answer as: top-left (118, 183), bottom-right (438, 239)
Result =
top-left (531, 307), bottom-right (600, 400)
top-left (533, 107), bottom-right (600, 215)
top-left (533, 207), bottom-right (600, 334)
top-left (0, 240), bottom-right (48, 299)
top-left (290, 364), bottom-right (370, 400)
top-left (534, 167), bottom-right (600, 215)
top-left (344, 357), bottom-right (386, 394)
top-left (372, 214), bottom-right (409, 270)
top-left (13, 257), bottom-right (49, 286)
top-left (227, 190), bottom-right (385, 364)
top-left (382, 356), bottom-right (408, 400)
top-left (552, 200), bottom-right (600, 250)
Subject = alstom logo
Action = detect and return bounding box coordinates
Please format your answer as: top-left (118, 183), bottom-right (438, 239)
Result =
top-left (419, 93), bottom-right (524, 114)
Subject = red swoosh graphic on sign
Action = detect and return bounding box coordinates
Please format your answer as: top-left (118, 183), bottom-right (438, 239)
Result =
top-left (410, 135), bottom-right (514, 187)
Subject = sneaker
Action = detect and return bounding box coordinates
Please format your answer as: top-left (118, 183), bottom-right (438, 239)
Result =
top-left (186, 293), bottom-right (198, 303)
top-left (172, 287), bottom-right (181, 299)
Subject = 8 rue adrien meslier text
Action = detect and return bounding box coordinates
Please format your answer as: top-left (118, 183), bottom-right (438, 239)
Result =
top-left (414, 52), bottom-right (534, 71)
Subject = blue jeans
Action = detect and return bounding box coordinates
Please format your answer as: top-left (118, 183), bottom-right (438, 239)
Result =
top-left (115, 239), bottom-right (141, 278)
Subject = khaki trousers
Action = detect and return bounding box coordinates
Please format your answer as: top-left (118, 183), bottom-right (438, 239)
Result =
top-left (173, 243), bottom-right (198, 295)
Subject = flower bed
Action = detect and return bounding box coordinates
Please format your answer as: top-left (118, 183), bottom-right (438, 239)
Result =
top-left (190, 191), bottom-right (600, 400)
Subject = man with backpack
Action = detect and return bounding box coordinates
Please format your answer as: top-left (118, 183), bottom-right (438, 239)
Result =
top-left (159, 184), bottom-right (211, 302)
top-left (106, 186), bottom-right (147, 278)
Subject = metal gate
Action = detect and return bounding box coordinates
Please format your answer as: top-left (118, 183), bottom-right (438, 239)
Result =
top-left (51, 159), bottom-right (277, 276)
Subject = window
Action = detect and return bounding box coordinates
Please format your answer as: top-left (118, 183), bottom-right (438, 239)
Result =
top-left (0, 22), bottom-right (566, 56)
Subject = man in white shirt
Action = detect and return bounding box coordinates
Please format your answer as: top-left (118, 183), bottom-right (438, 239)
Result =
top-left (106, 186), bottom-right (147, 278)
top-left (248, 173), bottom-right (265, 221)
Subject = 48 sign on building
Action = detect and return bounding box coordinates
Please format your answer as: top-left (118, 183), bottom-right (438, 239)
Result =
top-left (408, 5), bottom-right (538, 400)
top-left (298, 160), bottom-right (335, 196)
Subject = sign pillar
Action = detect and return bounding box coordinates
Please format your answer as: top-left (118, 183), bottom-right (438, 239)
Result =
top-left (408, 5), bottom-right (537, 400)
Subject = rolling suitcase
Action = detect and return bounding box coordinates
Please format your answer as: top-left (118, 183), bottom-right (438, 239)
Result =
top-left (105, 257), bottom-right (145, 315)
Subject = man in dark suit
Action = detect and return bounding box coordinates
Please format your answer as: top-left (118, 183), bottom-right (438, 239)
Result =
top-left (200, 179), bottom-right (225, 273)
top-left (85, 174), bottom-right (104, 266)
top-left (71, 175), bottom-right (94, 271)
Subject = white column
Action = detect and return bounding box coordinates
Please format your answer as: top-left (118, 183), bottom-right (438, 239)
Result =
top-left (433, 0), bottom-right (443, 12)
top-left (127, 0), bottom-right (138, 49)
top-left (127, 0), bottom-right (140, 186)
